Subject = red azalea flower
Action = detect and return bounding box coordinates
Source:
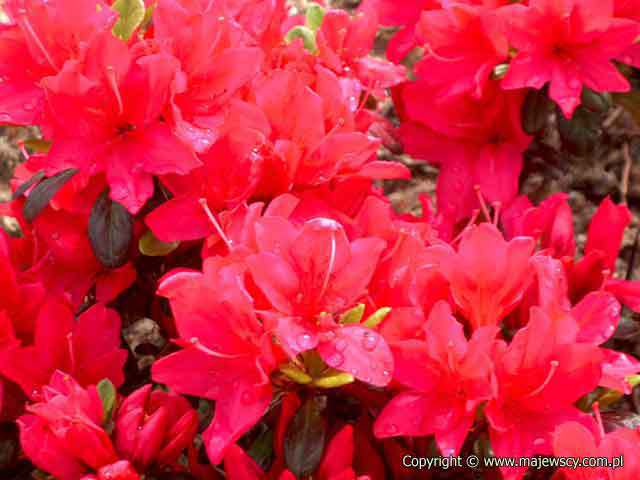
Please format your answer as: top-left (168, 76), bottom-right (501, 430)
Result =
top-left (500, 0), bottom-right (640, 117)
top-left (115, 385), bottom-right (198, 470)
top-left (245, 216), bottom-right (393, 386)
top-left (485, 307), bottom-right (603, 480)
top-left (43, 33), bottom-right (200, 214)
top-left (153, 0), bottom-right (265, 152)
top-left (397, 83), bottom-right (531, 235)
top-left (0, 300), bottom-right (126, 401)
top-left (414, 3), bottom-right (509, 99)
top-left (0, 0), bottom-right (116, 125)
top-left (553, 420), bottom-right (640, 479)
top-left (152, 260), bottom-right (278, 464)
top-left (18, 371), bottom-right (120, 480)
top-left (438, 223), bottom-right (535, 330)
top-left (375, 301), bottom-right (496, 456)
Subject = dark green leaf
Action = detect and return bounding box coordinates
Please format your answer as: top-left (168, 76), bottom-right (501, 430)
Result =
top-left (89, 191), bottom-right (133, 269)
top-left (581, 88), bottom-right (611, 113)
top-left (557, 106), bottom-right (600, 156)
top-left (139, 229), bottom-right (180, 256)
top-left (12, 169), bottom-right (45, 200)
top-left (284, 396), bottom-right (327, 477)
top-left (23, 169), bottom-right (78, 221)
top-left (521, 88), bottom-right (553, 135)
top-left (97, 379), bottom-right (117, 424)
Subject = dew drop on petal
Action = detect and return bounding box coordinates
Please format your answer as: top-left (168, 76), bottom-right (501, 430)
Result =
top-left (334, 338), bottom-right (347, 352)
top-left (387, 423), bottom-right (398, 434)
top-left (362, 331), bottom-right (378, 351)
top-left (297, 333), bottom-right (314, 350)
top-left (326, 352), bottom-right (344, 367)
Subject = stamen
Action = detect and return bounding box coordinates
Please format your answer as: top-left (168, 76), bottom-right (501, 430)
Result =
top-left (105, 66), bottom-right (124, 116)
top-left (66, 333), bottom-right (76, 373)
top-left (451, 209), bottom-right (480, 246)
top-left (306, 118), bottom-right (346, 160)
top-left (189, 337), bottom-right (244, 359)
top-left (17, 141), bottom-right (30, 161)
top-left (199, 198), bottom-right (233, 251)
top-left (18, 13), bottom-right (59, 71)
top-left (423, 43), bottom-right (464, 63)
top-left (474, 185), bottom-right (491, 222)
top-left (491, 201), bottom-right (502, 226)
top-left (318, 231), bottom-right (337, 300)
top-left (355, 78), bottom-right (376, 117)
top-left (593, 401), bottom-right (606, 442)
top-left (526, 360), bottom-right (559, 398)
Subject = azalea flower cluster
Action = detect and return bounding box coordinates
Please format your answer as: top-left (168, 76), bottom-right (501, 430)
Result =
top-left (370, 0), bottom-right (640, 236)
top-left (0, 0), bottom-right (640, 480)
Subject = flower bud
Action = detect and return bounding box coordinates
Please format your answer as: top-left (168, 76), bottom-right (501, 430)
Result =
top-left (115, 385), bottom-right (198, 470)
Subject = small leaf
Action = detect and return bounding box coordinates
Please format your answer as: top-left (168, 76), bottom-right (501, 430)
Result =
top-left (280, 364), bottom-right (313, 385)
top-left (581, 88), bottom-right (611, 113)
top-left (339, 304), bottom-right (365, 324)
top-left (97, 379), bottom-right (117, 424)
top-left (313, 371), bottom-right (354, 389)
top-left (139, 229), bottom-right (180, 256)
top-left (520, 88), bottom-right (553, 135)
top-left (23, 169), bottom-right (78, 222)
top-left (12, 169), bottom-right (45, 200)
top-left (613, 90), bottom-right (640, 125)
top-left (362, 307), bottom-right (391, 328)
top-left (247, 427), bottom-right (274, 471)
top-left (23, 138), bottom-right (51, 153)
top-left (491, 63), bottom-right (509, 80)
top-left (284, 396), bottom-right (327, 477)
top-left (284, 26), bottom-right (317, 53)
top-left (112, 0), bottom-right (146, 41)
top-left (557, 106), bottom-right (600, 156)
top-left (89, 191), bottom-right (133, 269)
top-left (305, 3), bottom-right (325, 32)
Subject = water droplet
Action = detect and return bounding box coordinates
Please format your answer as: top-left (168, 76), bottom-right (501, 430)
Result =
top-left (307, 217), bottom-right (341, 231)
top-left (51, 232), bottom-right (60, 241)
top-left (350, 367), bottom-right (358, 376)
top-left (137, 425), bottom-right (143, 431)
top-left (362, 331), bottom-right (378, 351)
top-left (387, 423), bottom-right (398, 434)
top-left (297, 333), bottom-right (314, 350)
top-left (241, 391), bottom-right (253, 404)
top-left (382, 370), bottom-right (390, 378)
top-left (533, 438), bottom-right (545, 446)
top-left (326, 352), bottom-right (344, 367)
top-left (568, 78), bottom-right (581, 89)
top-left (190, 337), bottom-right (199, 344)
top-left (334, 339), bottom-right (347, 352)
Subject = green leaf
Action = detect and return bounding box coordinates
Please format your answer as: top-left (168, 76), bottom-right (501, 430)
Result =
top-left (280, 364), bottom-right (313, 384)
top-left (305, 3), bottom-right (325, 32)
top-left (557, 106), bottom-right (600, 156)
top-left (284, 26), bottom-right (317, 53)
top-left (520, 88), bottom-right (554, 135)
top-left (139, 229), bottom-right (180, 256)
top-left (97, 379), bottom-right (117, 424)
top-left (112, 0), bottom-right (146, 41)
top-left (89, 191), bottom-right (133, 269)
top-left (12, 169), bottom-right (45, 200)
top-left (284, 396), bottom-right (327, 477)
top-left (313, 371), bottom-right (354, 389)
top-left (362, 307), bottom-right (391, 328)
top-left (23, 169), bottom-right (78, 222)
top-left (339, 304), bottom-right (365, 324)
top-left (23, 138), bottom-right (52, 153)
